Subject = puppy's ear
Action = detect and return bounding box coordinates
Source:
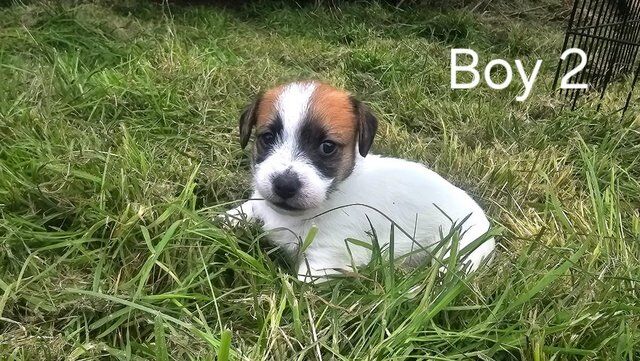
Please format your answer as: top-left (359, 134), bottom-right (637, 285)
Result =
top-left (239, 94), bottom-right (262, 149)
top-left (351, 97), bottom-right (378, 157)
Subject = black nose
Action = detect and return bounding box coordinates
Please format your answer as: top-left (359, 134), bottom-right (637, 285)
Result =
top-left (272, 171), bottom-right (301, 199)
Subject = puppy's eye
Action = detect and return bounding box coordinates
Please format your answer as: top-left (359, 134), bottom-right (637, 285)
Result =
top-left (319, 141), bottom-right (337, 155)
top-left (259, 132), bottom-right (276, 146)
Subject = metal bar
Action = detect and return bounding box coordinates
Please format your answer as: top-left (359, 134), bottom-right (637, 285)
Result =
top-left (566, 30), bottom-right (640, 46)
top-left (560, 0), bottom-right (593, 100)
top-left (567, 0), bottom-right (601, 105)
top-left (613, 0), bottom-right (634, 71)
top-left (571, 0), bottom-right (611, 109)
top-left (609, 1), bottom-right (633, 76)
top-left (589, 0), bottom-right (622, 92)
top-left (571, 17), bottom-right (640, 31)
top-left (553, 0), bottom-right (583, 90)
top-left (597, 2), bottom-right (631, 108)
top-left (585, 0), bottom-right (619, 83)
top-left (618, 0), bottom-right (640, 71)
top-left (619, 23), bottom-right (640, 68)
top-left (621, 59), bottom-right (640, 114)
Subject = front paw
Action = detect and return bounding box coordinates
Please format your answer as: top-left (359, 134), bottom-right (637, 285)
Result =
top-left (217, 203), bottom-right (253, 228)
top-left (297, 258), bottom-right (344, 283)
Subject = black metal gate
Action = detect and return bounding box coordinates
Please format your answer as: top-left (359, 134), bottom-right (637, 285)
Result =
top-left (553, 0), bottom-right (640, 115)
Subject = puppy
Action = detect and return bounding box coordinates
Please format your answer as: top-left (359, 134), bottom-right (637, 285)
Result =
top-left (227, 81), bottom-right (494, 282)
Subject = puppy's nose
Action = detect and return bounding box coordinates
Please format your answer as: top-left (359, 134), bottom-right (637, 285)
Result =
top-left (272, 171), bottom-right (301, 199)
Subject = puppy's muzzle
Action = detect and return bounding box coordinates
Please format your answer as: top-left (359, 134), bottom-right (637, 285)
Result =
top-left (272, 170), bottom-right (301, 200)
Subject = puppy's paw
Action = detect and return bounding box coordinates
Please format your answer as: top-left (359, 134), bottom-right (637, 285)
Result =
top-left (215, 213), bottom-right (237, 228)
top-left (296, 259), bottom-right (344, 284)
top-left (217, 202), bottom-right (254, 228)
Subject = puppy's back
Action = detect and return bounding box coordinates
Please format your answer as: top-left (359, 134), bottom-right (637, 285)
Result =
top-left (332, 155), bottom-right (493, 267)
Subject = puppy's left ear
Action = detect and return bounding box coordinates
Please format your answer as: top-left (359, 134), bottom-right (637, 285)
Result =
top-left (239, 93), bottom-right (262, 149)
top-left (351, 97), bottom-right (378, 157)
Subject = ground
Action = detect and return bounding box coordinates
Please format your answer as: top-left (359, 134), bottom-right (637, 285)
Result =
top-left (0, 0), bottom-right (639, 360)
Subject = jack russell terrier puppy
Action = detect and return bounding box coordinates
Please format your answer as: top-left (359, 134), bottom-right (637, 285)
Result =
top-left (226, 81), bottom-right (494, 282)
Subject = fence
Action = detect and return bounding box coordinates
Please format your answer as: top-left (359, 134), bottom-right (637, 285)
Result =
top-left (553, 0), bottom-right (640, 115)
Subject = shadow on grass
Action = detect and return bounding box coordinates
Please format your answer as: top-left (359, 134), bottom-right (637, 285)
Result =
top-left (114, 0), bottom-right (490, 47)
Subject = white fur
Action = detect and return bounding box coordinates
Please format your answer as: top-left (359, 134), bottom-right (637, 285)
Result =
top-left (276, 82), bottom-right (317, 135)
top-left (230, 154), bottom-right (495, 282)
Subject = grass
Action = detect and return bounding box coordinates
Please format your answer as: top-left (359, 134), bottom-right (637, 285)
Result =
top-left (0, 0), bottom-right (639, 359)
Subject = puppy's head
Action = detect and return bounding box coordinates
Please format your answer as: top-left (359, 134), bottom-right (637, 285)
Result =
top-left (239, 81), bottom-right (377, 212)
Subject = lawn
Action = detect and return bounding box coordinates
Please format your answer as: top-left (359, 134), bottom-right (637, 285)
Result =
top-left (0, 0), bottom-right (639, 359)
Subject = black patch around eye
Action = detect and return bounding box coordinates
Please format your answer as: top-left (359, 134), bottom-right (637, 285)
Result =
top-left (298, 117), bottom-right (342, 178)
top-left (254, 115), bottom-right (283, 164)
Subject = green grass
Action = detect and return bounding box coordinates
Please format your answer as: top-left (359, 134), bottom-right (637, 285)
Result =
top-left (1, 0), bottom-right (639, 359)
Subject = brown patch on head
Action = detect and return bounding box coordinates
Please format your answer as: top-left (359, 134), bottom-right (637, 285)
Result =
top-left (307, 83), bottom-right (359, 180)
top-left (309, 83), bottom-right (357, 146)
top-left (238, 84), bottom-right (284, 151)
top-left (255, 85), bottom-right (284, 131)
